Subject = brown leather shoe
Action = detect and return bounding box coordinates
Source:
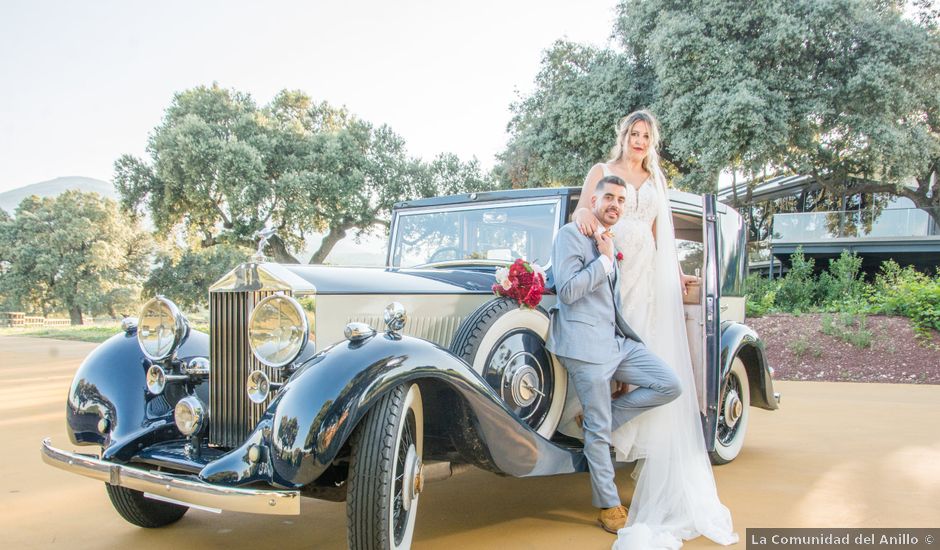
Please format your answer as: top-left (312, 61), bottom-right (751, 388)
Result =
top-left (597, 505), bottom-right (628, 533)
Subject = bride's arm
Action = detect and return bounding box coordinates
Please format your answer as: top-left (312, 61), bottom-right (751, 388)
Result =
top-left (572, 164), bottom-right (604, 236)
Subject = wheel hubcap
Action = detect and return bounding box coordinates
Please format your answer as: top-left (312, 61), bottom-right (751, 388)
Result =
top-left (723, 389), bottom-right (742, 429)
top-left (482, 329), bottom-right (554, 430)
top-left (508, 361), bottom-right (541, 407)
top-left (401, 444), bottom-right (422, 512)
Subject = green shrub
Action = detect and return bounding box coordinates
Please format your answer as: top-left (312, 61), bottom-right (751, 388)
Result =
top-left (775, 247), bottom-right (817, 312)
top-left (787, 335), bottom-right (822, 358)
top-left (868, 261), bottom-right (940, 334)
top-left (821, 312), bottom-right (873, 348)
top-left (819, 250), bottom-right (866, 309)
top-left (744, 274), bottom-right (778, 317)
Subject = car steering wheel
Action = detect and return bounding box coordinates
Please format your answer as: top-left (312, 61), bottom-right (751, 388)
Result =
top-left (428, 246), bottom-right (460, 263)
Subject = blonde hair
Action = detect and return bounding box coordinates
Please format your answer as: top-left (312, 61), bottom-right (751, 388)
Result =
top-left (607, 110), bottom-right (665, 186)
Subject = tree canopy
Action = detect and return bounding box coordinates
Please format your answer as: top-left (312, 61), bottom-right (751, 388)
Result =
top-left (497, 42), bottom-right (655, 188)
top-left (620, 0), bottom-right (940, 203)
top-left (0, 191), bottom-right (151, 324)
top-left (500, 0), bottom-right (940, 203)
top-left (144, 244), bottom-right (250, 310)
top-left (115, 84), bottom-right (496, 264)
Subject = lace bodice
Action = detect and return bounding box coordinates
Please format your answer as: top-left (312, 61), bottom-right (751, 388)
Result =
top-left (616, 179), bottom-right (658, 226)
top-left (600, 164), bottom-right (658, 256)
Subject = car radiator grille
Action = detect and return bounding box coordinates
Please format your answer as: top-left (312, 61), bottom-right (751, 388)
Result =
top-left (209, 290), bottom-right (284, 448)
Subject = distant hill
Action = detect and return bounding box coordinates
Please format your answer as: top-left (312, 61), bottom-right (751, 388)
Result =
top-left (0, 176), bottom-right (116, 213)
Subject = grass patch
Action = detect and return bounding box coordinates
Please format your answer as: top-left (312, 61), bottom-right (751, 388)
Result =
top-left (0, 322), bottom-right (211, 344)
top-left (821, 313), bottom-right (873, 348)
top-left (787, 335), bottom-right (823, 359)
top-left (0, 325), bottom-right (121, 343)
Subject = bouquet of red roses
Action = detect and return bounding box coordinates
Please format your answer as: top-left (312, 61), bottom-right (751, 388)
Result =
top-left (492, 258), bottom-right (546, 309)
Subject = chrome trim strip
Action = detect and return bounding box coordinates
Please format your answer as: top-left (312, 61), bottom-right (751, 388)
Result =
top-left (210, 263), bottom-right (317, 293)
top-left (40, 438), bottom-right (300, 515)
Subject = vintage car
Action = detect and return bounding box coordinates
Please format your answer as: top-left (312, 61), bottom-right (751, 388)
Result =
top-left (42, 187), bottom-right (779, 550)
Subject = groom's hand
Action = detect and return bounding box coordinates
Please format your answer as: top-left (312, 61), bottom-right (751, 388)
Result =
top-left (611, 381), bottom-right (629, 399)
top-left (593, 231), bottom-right (615, 261)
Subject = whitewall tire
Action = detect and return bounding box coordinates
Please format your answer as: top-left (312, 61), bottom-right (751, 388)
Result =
top-left (450, 298), bottom-right (566, 438)
top-left (709, 358), bottom-right (750, 465)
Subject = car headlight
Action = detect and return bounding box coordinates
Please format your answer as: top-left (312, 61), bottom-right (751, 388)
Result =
top-left (137, 296), bottom-right (189, 361)
top-left (248, 294), bottom-right (311, 367)
top-left (174, 396), bottom-right (207, 436)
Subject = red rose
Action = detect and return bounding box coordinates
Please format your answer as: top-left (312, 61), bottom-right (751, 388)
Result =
top-left (492, 259), bottom-right (544, 309)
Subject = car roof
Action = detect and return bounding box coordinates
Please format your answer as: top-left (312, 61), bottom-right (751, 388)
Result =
top-left (393, 186), bottom-right (722, 215)
top-left (393, 187), bottom-right (578, 210)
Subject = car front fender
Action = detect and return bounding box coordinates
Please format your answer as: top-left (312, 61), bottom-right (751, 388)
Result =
top-left (720, 321), bottom-right (778, 411)
top-left (66, 329), bottom-right (210, 460)
top-left (201, 332), bottom-right (586, 489)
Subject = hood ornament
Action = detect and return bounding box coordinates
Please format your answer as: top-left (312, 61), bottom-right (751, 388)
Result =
top-left (251, 228), bottom-right (277, 263)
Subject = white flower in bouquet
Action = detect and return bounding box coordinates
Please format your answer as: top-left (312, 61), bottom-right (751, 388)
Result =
top-left (531, 263), bottom-right (546, 282)
top-left (495, 266), bottom-right (512, 290)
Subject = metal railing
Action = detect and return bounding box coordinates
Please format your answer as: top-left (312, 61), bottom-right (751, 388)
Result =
top-left (747, 241), bottom-right (772, 264)
top-left (772, 207), bottom-right (940, 243)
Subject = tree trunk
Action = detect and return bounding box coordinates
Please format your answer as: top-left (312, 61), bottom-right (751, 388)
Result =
top-left (308, 224), bottom-right (351, 264)
top-left (923, 201), bottom-right (940, 228)
top-left (69, 305), bottom-right (84, 326)
top-left (730, 171), bottom-right (738, 207)
top-left (264, 234), bottom-right (300, 264)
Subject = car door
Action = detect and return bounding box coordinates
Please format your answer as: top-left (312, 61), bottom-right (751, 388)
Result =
top-left (701, 194), bottom-right (721, 450)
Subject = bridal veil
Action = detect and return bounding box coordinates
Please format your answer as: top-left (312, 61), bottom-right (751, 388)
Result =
top-left (609, 171), bottom-right (738, 549)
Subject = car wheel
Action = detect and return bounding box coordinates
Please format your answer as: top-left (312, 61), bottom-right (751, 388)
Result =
top-left (450, 297), bottom-right (566, 438)
top-left (104, 483), bottom-right (188, 528)
top-left (709, 357), bottom-right (750, 465)
top-left (347, 383), bottom-right (424, 550)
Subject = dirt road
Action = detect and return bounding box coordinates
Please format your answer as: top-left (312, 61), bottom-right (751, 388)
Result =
top-left (2, 336), bottom-right (938, 549)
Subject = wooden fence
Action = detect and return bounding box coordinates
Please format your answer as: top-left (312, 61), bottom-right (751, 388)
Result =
top-left (0, 312), bottom-right (73, 327)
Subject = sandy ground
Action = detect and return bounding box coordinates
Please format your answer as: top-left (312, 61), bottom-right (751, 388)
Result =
top-left (2, 335), bottom-right (939, 549)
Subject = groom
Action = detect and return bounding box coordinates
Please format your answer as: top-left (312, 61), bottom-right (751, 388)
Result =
top-left (546, 175), bottom-right (681, 534)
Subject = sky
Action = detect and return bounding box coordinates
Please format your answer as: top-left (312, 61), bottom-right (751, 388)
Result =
top-left (0, 0), bottom-right (621, 194)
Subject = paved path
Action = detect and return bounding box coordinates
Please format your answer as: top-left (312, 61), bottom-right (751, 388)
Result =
top-left (2, 336), bottom-right (938, 549)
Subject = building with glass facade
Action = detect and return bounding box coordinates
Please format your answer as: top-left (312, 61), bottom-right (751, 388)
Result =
top-left (717, 175), bottom-right (940, 276)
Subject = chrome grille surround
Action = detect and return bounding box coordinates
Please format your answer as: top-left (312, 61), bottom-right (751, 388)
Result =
top-left (209, 289), bottom-right (285, 448)
top-left (207, 263), bottom-right (316, 449)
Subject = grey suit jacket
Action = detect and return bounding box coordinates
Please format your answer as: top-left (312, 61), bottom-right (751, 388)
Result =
top-left (545, 222), bottom-right (643, 364)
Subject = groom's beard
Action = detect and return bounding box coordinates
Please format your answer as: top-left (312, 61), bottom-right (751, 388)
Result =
top-left (595, 206), bottom-right (622, 228)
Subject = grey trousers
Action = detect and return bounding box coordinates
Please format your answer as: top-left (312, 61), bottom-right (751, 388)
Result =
top-left (561, 337), bottom-right (682, 508)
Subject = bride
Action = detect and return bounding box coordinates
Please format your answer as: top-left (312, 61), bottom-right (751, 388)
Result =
top-left (568, 110), bottom-right (739, 549)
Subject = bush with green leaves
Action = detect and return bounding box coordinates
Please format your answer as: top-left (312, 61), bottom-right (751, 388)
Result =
top-left (868, 261), bottom-right (940, 334)
top-left (818, 250), bottom-right (866, 309)
top-left (744, 251), bottom-right (940, 338)
top-left (821, 313), bottom-right (873, 348)
top-left (744, 274), bottom-right (778, 317)
top-left (773, 247), bottom-right (817, 312)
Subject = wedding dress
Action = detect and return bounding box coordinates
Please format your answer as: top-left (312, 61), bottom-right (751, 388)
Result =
top-left (566, 164), bottom-right (739, 549)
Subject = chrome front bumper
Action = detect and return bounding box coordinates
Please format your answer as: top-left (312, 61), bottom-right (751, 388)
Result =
top-left (41, 438), bottom-right (300, 515)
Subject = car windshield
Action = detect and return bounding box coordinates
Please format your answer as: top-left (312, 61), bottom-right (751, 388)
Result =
top-left (390, 200), bottom-right (560, 268)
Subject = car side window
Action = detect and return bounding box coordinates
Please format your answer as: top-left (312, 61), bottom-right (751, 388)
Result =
top-left (677, 240), bottom-right (704, 276)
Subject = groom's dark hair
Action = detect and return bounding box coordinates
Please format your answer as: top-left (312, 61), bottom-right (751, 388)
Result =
top-left (595, 175), bottom-right (626, 193)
